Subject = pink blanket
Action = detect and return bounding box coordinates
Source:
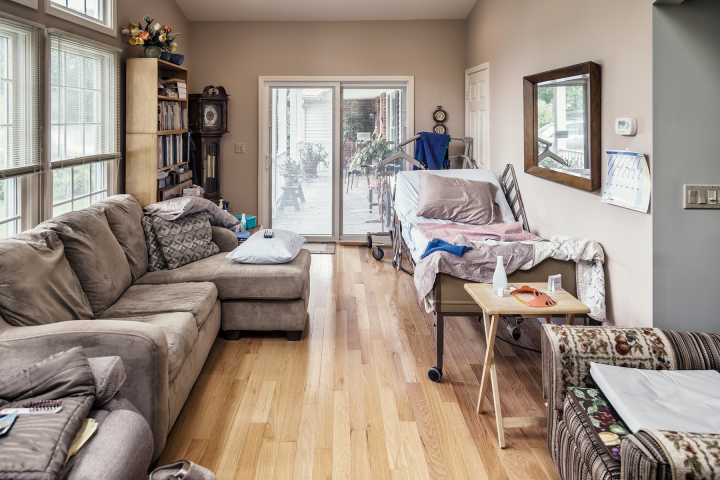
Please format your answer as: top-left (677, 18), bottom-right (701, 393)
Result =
top-left (417, 222), bottom-right (541, 243)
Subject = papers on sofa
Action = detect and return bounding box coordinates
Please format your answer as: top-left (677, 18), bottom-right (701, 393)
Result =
top-left (226, 229), bottom-right (306, 264)
top-left (601, 150), bottom-right (651, 213)
top-left (590, 362), bottom-right (720, 434)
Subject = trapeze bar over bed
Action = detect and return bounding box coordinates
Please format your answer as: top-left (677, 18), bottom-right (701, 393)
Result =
top-left (368, 162), bottom-right (582, 383)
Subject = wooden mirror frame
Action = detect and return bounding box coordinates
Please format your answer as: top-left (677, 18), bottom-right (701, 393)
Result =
top-left (523, 62), bottom-right (601, 191)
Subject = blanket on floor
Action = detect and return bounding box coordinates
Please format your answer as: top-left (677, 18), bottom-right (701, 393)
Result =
top-left (417, 221), bottom-right (541, 243)
top-left (417, 235), bottom-right (607, 322)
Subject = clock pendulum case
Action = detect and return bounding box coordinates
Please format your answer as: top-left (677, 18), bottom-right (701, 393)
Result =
top-left (433, 106), bottom-right (447, 135)
top-left (189, 86), bottom-right (230, 201)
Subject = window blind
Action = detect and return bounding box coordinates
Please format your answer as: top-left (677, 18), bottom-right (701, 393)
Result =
top-left (0, 16), bottom-right (43, 179)
top-left (49, 30), bottom-right (120, 169)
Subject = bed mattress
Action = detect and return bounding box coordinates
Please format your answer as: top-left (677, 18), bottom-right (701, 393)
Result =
top-left (590, 362), bottom-right (720, 434)
top-left (395, 169), bottom-right (539, 262)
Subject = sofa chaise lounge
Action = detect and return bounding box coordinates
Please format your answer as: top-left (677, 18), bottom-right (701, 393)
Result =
top-left (0, 194), bottom-right (311, 460)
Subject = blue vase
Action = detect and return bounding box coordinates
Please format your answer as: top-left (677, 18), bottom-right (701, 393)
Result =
top-left (159, 52), bottom-right (171, 61)
top-left (170, 54), bottom-right (184, 66)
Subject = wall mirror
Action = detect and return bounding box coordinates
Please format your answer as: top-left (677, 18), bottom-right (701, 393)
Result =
top-left (523, 62), bottom-right (601, 191)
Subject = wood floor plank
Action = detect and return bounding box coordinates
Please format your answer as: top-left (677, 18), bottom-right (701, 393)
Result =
top-left (332, 391), bottom-right (351, 480)
top-left (159, 246), bottom-right (561, 480)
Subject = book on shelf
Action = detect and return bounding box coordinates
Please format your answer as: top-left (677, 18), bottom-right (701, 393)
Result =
top-left (157, 133), bottom-right (184, 169)
top-left (157, 101), bottom-right (187, 131)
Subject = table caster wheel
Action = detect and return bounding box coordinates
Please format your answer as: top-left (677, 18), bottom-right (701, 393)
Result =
top-left (428, 366), bottom-right (442, 383)
top-left (366, 235), bottom-right (373, 248)
top-left (372, 247), bottom-right (384, 260)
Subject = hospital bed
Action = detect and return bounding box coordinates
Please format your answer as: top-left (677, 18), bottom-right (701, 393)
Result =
top-left (368, 162), bottom-right (578, 383)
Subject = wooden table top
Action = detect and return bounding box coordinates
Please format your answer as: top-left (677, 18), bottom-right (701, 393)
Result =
top-left (463, 282), bottom-right (591, 316)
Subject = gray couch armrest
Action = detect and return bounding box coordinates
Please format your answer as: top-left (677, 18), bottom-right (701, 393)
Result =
top-left (0, 318), bottom-right (169, 460)
top-left (212, 226), bottom-right (238, 252)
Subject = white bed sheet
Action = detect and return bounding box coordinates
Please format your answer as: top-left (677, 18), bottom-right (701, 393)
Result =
top-left (394, 169), bottom-right (538, 262)
top-left (590, 362), bottom-right (720, 434)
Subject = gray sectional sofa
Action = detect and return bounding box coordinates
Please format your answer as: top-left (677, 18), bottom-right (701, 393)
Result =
top-left (0, 194), bottom-right (311, 460)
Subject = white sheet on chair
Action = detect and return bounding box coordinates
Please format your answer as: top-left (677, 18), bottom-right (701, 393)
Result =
top-left (394, 169), bottom-right (537, 262)
top-left (590, 362), bottom-right (720, 434)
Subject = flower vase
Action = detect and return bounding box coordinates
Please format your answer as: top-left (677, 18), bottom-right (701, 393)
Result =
top-left (144, 46), bottom-right (162, 58)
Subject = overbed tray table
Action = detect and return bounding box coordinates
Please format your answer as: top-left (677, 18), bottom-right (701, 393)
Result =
top-left (463, 282), bottom-right (590, 448)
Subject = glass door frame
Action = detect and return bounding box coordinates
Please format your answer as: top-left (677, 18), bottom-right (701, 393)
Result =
top-left (258, 76), bottom-right (414, 243)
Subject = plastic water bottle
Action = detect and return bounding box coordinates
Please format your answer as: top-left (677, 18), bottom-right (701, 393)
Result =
top-left (493, 255), bottom-right (508, 293)
top-left (241, 214), bottom-right (247, 233)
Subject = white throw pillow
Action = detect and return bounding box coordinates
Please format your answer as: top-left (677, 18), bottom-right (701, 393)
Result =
top-left (226, 229), bottom-right (306, 264)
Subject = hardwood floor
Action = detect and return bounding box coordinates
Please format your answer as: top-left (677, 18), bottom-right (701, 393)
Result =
top-left (157, 245), bottom-right (561, 480)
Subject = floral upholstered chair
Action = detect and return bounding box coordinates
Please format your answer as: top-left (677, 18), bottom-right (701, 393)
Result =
top-left (541, 324), bottom-right (720, 480)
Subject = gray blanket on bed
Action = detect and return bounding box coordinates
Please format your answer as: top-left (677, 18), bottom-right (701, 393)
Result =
top-left (0, 347), bottom-right (95, 480)
top-left (414, 235), bottom-right (534, 305)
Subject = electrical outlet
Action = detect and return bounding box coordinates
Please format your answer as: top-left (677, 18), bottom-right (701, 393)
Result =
top-left (235, 143), bottom-right (245, 154)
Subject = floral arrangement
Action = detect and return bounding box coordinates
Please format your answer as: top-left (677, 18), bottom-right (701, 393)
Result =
top-left (122, 16), bottom-right (179, 51)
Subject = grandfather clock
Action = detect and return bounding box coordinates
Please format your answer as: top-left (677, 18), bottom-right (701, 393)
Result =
top-left (189, 86), bottom-right (230, 201)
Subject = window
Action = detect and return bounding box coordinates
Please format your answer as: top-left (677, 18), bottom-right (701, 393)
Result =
top-left (0, 178), bottom-right (19, 238)
top-left (45, 0), bottom-right (114, 36)
top-left (0, 16), bottom-right (42, 239)
top-left (49, 31), bottom-right (120, 217)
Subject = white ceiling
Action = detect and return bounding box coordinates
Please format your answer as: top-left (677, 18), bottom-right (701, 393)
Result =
top-left (176, 0), bottom-right (478, 22)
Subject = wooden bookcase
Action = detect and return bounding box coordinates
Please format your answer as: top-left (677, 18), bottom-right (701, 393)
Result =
top-left (126, 58), bottom-right (191, 207)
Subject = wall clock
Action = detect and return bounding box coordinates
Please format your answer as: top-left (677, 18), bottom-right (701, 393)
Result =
top-left (433, 106), bottom-right (447, 135)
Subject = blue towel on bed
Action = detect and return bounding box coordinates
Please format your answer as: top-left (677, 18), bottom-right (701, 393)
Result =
top-left (420, 238), bottom-right (473, 259)
top-left (414, 132), bottom-right (450, 170)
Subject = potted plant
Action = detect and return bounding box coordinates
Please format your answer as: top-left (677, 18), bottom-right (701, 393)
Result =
top-left (299, 142), bottom-right (329, 177)
top-left (122, 16), bottom-right (180, 59)
top-left (280, 157), bottom-right (303, 186)
top-left (348, 136), bottom-right (398, 182)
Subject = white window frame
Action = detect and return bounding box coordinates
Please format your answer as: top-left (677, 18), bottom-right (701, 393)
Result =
top-left (45, 0), bottom-right (116, 37)
top-left (44, 29), bottom-right (121, 220)
top-left (258, 76), bottom-right (414, 242)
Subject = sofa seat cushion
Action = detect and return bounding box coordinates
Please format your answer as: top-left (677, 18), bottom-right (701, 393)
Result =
top-left (100, 282), bottom-right (218, 330)
top-left (37, 208), bottom-right (132, 317)
top-left (108, 313), bottom-right (198, 383)
top-left (135, 249), bottom-right (311, 301)
top-left (91, 195), bottom-right (148, 282)
top-left (0, 230), bottom-right (94, 326)
top-left (563, 393), bottom-right (620, 480)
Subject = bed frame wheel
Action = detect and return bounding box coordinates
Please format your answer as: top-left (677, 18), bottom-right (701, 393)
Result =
top-left (366, 235), bottom-right (373, 248)
top-left (392, 260), bottom-right (398, 269)
top-left (372, 247), bottom-right (384, 260)
top-left (428, 366), bottom-right (442, 383)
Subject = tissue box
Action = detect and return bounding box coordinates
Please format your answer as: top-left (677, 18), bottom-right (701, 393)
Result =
top-left (235, 215), bottom-right (256, 229)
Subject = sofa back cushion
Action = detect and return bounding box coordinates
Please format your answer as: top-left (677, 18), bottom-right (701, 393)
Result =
top-left (0, 230), bottom-right (94, 326)
top-left (38, 208), bottom-right (132, 317)
top-left (91, 194), bottom-right (148, 281)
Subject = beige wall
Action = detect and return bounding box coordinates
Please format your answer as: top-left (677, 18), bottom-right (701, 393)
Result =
top-left (466, 0), bottom-right (654, 327)
top-left (187, 20), bottom-right (467, 217)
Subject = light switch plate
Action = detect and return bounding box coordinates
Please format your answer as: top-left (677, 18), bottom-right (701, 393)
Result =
top-left (684, 184), bottom-right (720, 209)
top-left (235, 143), bottom-right (245, 154)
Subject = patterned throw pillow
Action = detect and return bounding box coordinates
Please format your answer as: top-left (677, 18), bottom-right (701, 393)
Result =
top-left (152, 212), bottom-right (219, 270)
top-left (142, 216), bottom-right (168, 272)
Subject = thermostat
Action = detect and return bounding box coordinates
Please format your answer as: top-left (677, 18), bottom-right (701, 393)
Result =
top-left (615, 117), bottom-right (637, 136)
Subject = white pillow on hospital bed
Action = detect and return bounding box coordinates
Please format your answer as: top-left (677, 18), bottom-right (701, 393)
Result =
top-left (416, 172), bottom-right (503, 225)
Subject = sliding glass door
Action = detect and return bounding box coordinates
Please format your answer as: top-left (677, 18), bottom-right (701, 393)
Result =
top-left (259, 78), bottom-right (413, 242)
top-left (270, 87), bottom-right (334, 236)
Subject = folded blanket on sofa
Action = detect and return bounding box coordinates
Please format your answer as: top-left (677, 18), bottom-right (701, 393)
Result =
top-left (0, 347), bottom-right (96, 480)
top-left (143, 196), bottom-right (240, 230)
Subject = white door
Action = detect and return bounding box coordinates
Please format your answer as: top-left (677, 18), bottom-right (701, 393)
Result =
top-left (465, 64), bottom-right (489, 168)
